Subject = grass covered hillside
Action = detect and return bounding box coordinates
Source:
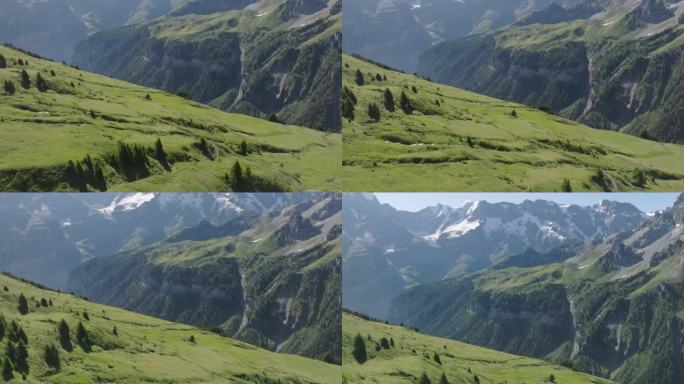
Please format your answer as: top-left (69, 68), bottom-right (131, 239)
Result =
top-left (0, 273), bottom-right (339, 383)
top-left (342, 311), bottom-right (613, 384)
top-left (73, 0), bottom-right (342, 131)
top-left (342, 53), bottom-right (684, 192)
top-left (0, 44), bottom-right (340, 192)
top-left (418, 0), bottom-right (684, 143)
top-left (69, 193), bottom-right (342, 363)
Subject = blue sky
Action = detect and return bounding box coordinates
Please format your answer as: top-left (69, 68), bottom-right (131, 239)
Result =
top-left (374, 193), bottom-right (681, 214)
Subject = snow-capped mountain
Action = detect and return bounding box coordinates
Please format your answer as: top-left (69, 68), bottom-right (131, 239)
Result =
top-left (342, 193), bottom-right (646, 319)
top-left (0, 193), bottom-right (313, 289)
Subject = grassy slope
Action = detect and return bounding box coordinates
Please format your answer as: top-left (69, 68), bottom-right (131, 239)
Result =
top-left (341, 53), bottom-right (684, 192)
top-left (0, 273), bottom-right (339, 384)
top-left (0, 44), bottom-right (340, 192)
top-left (342, 312), bottom-right (613, 384)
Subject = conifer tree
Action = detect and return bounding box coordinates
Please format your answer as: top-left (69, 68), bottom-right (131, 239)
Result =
top-left (94, 164), bottom-right (107, 191)
top-left (355, 69), bottom-right (365, 86)
top-left (0, 315), bottom-right (5, 341)
top-left (3, 80), bottom-right (15, 95)
top-left (17, 294), bottom-right (28, 315)
top-left (420, 372), bottom-right (432, 384)
top-left (1, 357), bottom-right (12, 381)
top-left (36, 73), bottom-right (48, 92)
top-left (342, 86), bottom-right (356, 121)
top-left (20, 70), bottom-right (30, 89)
top-left (439, 373), bottom-right (449, 384)
top-left (561, 179), bottom-right (572, 192)
top-left (383, 88), bottom-right (395, 112)
top-left (58, 320), bottom-right (72, 352)
top-left (76, 322), bottom-right (91, 352)
top-left (352, 333), bottom-right (367, 364)
top-left (399, 91), bottom-right (413, 115)
top-left (433, 352), bottom-right (442, 365)
top-left (228, 161), bottom-right (244, 191)
top-left (632, 168), bottom-right (646, 187)
top-left (5, 342), bottom-right (15, 364)
top-left (154, 138), bottom-right (167, 165)
top-left (367, 103), bottom-right (380, 122)
top-left (40, 298), bottom-right (48, 307)
top-left (112, 326), bottom-right (118, 337)
top-left (43, 344), bottom-right (60, 370)
top-left (0, 54), bottom-right (6, 69)
top-left (15, 341), bottom-right (28, 374)
top-left (238, 140), bottom-right (248, 156)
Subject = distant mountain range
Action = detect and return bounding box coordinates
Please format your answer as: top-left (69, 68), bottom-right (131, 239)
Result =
top-left (345, 0), bottom-right (684, 142)
top-left (418, 0), bottom-right (684, 142)
top-left (343, 193), bottom-right (646, 319)
top-left (387, 193), bottom-right (684, 384)
top-left (0, 193), bottom-right (340, 362)
top-left (342, 0), bottom-right (582, 72)
top-left (0, 0), bottom-right (181, 62)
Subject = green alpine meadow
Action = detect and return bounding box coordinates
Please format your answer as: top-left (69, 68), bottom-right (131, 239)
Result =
top-left (0, 44), bottom-right (340, 192)
top-left (341, 53), bottom-right (684, 192)
top-left (342, 311), bottom-right (613, 384)
top-left (0, 192), bottom-right (342, 383)
top-left (0, 272), bottom-right (339, 384)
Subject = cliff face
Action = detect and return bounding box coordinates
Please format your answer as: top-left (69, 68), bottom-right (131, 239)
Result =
top-left (388, 194), bottom-right (684, 384)
top-left (418, 1), bottom-right (684, 142)
top-left (68, 193), bottom-right (342, 363)
top-left (72, 0), bottom-right (342, 131)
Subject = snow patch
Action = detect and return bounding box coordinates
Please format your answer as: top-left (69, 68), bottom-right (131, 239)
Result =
top-left (98, 193), bottom-right (156, 215)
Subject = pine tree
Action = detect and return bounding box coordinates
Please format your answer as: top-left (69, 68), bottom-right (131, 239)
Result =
top-left (466, 137), bottom-right (474, 148)
top-left (17, 294), bottom-right (28, 315)
top-left (433, 352), bottom-right (442, 365)
top-left (76, 322), bottom-right (91, 352)
top-left (439, 373), bottom-right (449, 384)
top-left (40, 298), bottom-right (48, 307)
top-left (154, 138), bottom-right (167, 165)
top-left (189, 335), bottom-right (196, 344)
top-left (35, 73), bottom-right (48, 92)
top-left (352, 333), bottom-right (367, 364)
top-left (342, 86), bottom-right (356, 121)
top-left (473, 374), bottom-right (480, 384)
top-left (380, 337), bottom-right (390, 349)
top-left (561, 179), bottom-right (572, 192)
top-left (632, 168), bottom-right (646, 187)
top-left (15, 341), bottom-right (28, 374)
top-left (112, 326), bottom-right (118, 337)
top-left (58, 320), bottom-right (72, 352)
top-left (355, 69), bottom-right (365, 86)
top-left (238, 140), bottom-right (248, 156)
top-left (412, 85), bottom-right (418, 94)
top-left (399, 91), bottom-right (413, 115)
top-left (5, 342), bottom-right (15, 364)
top-left (389, 337), bottom-right (395, 347)
top-left (383, 88), bottom-right (395, 112)
top-left (420, 372), bottom-right (432, 384)
top-left (43, 344), bottom-right (60, 370)
top-left (367, 103), bottom-right (380, 122)
top-left (1, 357), bottom-right (12, 381)
top-left (511, 110), bottom-right (518, 118)
top-left (3, 80), bottom-right (15, 95)
top-left (0, 54), bottom-right (6, 69)
top-left (82, 311), bottom-right (90, 321)
top-left (227, 161), bottom-right (245, 191)
top-left (20, 70), bottom-right (30, 89)
top-left (94, 164), bottom-right (107, 191)
top-left (549, 374), bottom-right (556, 383)
top-left (0, 315), bottom-right (5, 341)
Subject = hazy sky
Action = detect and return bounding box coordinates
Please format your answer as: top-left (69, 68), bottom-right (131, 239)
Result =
top-left (374, 193), bottom-right (681, 214)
